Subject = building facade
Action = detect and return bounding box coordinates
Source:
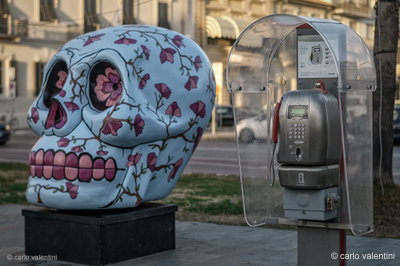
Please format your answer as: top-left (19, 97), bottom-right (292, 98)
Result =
top-left (203, 0), bottom-right (377, 106)
top-left (0, 0), bottom-right (396, 128)
top-left (0, 0), bottom-right (195, 127)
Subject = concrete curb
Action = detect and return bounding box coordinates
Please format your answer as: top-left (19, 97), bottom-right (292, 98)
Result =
top-left (202, 132), bottom-right (235, 140)
top-left (203, 128), bottom-right (235, 140)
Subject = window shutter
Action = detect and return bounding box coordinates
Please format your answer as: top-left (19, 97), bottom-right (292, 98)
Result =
top-left (158, 3), bottom-right (170, 29)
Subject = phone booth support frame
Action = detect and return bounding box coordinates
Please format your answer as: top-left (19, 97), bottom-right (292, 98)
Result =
top-left (226, 15), bottom-right (376, 266)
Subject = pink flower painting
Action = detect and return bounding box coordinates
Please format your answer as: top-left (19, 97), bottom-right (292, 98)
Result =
top-left (127, 153), bottom-right (142, 167)
top-left (160, 48), bottom-right (176, 64)
top-left (147, 153), bottom-right (158, 172)
top-left (56, 71), bottom-right (68, 89)
top-left (30, 107), bottom-right (39, 124)
top-left (155, 83), bottom-right (172, 99)
top-left (96, 150), bottom-right (109, 156)
top-left (95, 67), bottom-right (123, 107)
top-left (190, 101), bottom-right (206, 118)
top-left (66, 182), bottom-right (79, 199)
top-left (114, 37), bottom-right (137, 45)
top-left (83, 33), bottom-right (105, 46)
top-left (184, 76), bottom-right (199, 90)
top-left (172, 35), bottom-right (185, 48)
top-left (57, 137), bottom-right (70, 147)
top-left (133, 114), bottom-right (145, 137)
top-left (168, 158), bottom-right (183, 181)
top-left (102, 117), bottom-right (123, 136)
top-left (64, 102), bottom-right (79, 112)
top-left (71, 146), bottom-right (83, 153)
top-left (58, 90), bottom-right (66, 97)
top-left (141, 45), bottom-right (151, 60)
top-left (165, 102), bottom-right (181, 117)
top-left (194, 127), bottom-right (203, 150)
top-left (194, 56), bottom-right (202, 71)
top-left (139, 74), bottom-right (150, 89)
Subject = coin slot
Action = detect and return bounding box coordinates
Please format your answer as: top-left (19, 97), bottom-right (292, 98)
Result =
top-left (296, 147), bottom-right (302, 160)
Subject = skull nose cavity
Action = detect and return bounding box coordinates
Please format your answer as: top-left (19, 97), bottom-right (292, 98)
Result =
top-left (45, 100), bottom-right (68, 129)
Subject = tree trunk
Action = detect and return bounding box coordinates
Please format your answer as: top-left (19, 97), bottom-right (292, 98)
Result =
top-left (372, 0), bottom-right (399, 185)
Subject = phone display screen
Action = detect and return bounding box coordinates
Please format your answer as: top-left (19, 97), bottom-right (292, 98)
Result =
top-left (288, 105), bottom-right (308, 118)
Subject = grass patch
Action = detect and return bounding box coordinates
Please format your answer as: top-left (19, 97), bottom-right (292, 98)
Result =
top-left (161, 173), bottom-right (244, 223)
top-left (0, 162), bottom-right (29, 204)
top-left (187, 199), bottom-right (243, 215)
top-left (1, 162), bottom-right (400, 238)
top-left (0, 162), bottom-right (29, 171)
top-left (372, 181), bottom-right (400, 238)
top-left (177, 174), bottom-right (241, 197)
top-left (163, 174), bottom-right (400, 238)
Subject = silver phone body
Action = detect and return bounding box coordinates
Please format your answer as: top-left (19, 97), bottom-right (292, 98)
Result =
top-left (277, 89), bottom-right (341, 166)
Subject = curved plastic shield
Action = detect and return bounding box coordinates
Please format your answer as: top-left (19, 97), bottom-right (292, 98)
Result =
top-left (227, 15), bottom-right (375, 235)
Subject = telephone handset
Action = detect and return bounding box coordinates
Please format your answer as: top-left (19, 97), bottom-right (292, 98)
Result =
top-left (272, 102), bottom-right (281, 144)
top-left (268, 101), bottom-right (282, 187)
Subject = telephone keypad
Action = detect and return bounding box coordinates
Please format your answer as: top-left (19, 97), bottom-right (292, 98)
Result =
top-left (289, 122), bottom-right (307, 142)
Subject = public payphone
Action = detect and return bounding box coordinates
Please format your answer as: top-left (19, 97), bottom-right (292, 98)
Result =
top-left (275, 81), bottom-right (341, 221)
top-left (226, 15), bottom-right (376, 237)
top-left (272, 23), bottom-right (342, 221)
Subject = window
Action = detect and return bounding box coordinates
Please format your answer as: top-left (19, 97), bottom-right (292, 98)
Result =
top-left (123, 0), bottom-right (135, 24)
top-left (359, 23), bottom-right (367, 38)
top-left (397, 52), bottom-right (400, 68)
top-left (10, 60), bottom-right (18, 97)
top-left (40, 0), bottom-right (57, 22)
top-left (84, 0), bottom-right (99, 32)
top-left (367, 24), bottom-right (374, 40)
top-left (35, 62), bottom-right (46, 96)
top-left (0, 0), bottom-right (10, 34)
top-left (207, 37), bottom-right (217, 46)
top-left (158, 2), bottom-right (170, 29)
top-left (0, 61), bottom-right (3, 95)
top-left (350, 21), bottom-right (357, 32)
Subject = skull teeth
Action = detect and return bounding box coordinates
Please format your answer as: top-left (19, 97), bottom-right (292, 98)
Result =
top-left (29, 149), bottom-right (116, 182)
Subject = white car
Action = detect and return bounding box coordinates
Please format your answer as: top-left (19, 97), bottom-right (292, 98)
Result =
top-left (236, 113), bottom-right (269, 143)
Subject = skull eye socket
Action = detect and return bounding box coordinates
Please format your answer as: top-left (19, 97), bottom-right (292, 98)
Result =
top-left (43, 60), bottom-right (68, 108)
top-left (89, 62), bottom-right (123, 111)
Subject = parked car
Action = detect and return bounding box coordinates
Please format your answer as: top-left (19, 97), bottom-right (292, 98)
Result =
top-left (236, 113), bottom-right (268, 143)
top-left (212, 105), bottom-right (263, 127)
top-left (215, 105), bottom-right (234, 127)
top-left (236, 106), bottom-right (263, 120)
top-left (0, 123), bottom-right (11, 145)
top-left (394, 103), bottom-right (400, 144)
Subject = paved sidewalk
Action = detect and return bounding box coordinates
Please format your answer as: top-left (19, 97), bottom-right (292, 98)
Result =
top-left (0, 204), bottom-right (399, 265)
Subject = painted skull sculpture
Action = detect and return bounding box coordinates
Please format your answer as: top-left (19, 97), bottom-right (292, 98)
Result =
top-left (26, 25), bottom-right (215, 209)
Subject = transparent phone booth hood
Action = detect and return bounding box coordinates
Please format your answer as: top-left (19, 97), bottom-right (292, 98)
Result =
top-left (227, 15), bottom-right (375, 236)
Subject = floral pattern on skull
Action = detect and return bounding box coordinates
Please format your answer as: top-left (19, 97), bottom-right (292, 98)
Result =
top-left (94, 67), bottom-right (123, 107)
top-left (26, 25), bottom-right (216, 209)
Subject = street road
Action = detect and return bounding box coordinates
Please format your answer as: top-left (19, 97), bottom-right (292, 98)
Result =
top-left (0, 132), bottom-right (242, 175)
top-left (0, 132), bottom-right (399, 184)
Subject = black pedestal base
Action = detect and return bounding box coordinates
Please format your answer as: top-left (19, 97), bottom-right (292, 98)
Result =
top-left (22, 203), bottom-right (178, 265)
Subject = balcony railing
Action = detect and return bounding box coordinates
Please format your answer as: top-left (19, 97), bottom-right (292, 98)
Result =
top-left (0, 14), bottom-right (82, 43)
top-left (28, 22), bottom-right (82, 42)
top-left (333, 1), bottom-right (372, 18)
top-left (0, 15), bottom-right (28, 40)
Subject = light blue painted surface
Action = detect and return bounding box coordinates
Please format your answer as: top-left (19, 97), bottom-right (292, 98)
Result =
top-left (25, 25), bottom-right (216, 209)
